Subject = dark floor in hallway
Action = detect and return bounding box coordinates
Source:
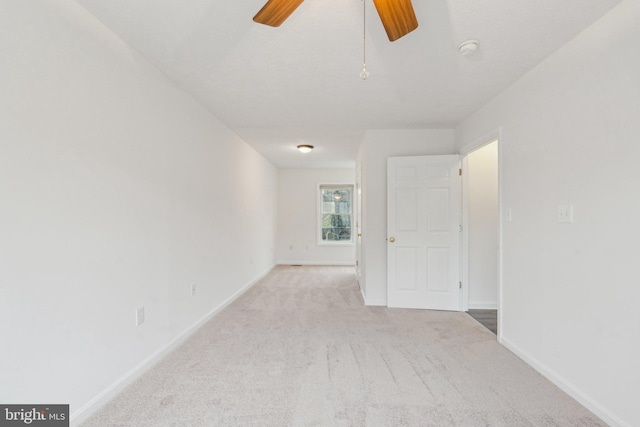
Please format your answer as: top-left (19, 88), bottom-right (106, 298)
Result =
top-left (467, 309), bottom-right (497, 335)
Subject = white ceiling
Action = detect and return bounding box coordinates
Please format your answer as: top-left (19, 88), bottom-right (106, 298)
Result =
top-left (74, 0), bottom-right (620, 168)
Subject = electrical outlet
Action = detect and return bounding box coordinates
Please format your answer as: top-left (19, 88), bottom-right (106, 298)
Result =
top-left (558, 205), bottom-right (574, 223)
top-left (191, 283), bottom-right (196, 296)
top-left (136, 307), bottom-right (145, 326)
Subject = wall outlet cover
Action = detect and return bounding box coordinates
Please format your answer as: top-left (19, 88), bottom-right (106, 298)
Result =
top-left (558, 205), bottom-right (574, 223)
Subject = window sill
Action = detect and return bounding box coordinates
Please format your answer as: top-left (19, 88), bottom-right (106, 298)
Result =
top-left (318, 241), bottom-right (355, 247)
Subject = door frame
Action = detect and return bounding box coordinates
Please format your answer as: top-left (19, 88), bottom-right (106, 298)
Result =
top-left (459, 127), bottom-right (503, 341)
top-left (355, 161), bottom-right (363, 289)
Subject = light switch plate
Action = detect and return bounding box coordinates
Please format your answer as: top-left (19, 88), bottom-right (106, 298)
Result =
top-left (136, 307), bottom-right (145, 326)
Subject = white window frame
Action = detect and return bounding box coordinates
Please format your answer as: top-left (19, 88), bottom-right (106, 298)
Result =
top-left (317, 183), bottom-right (354, 246)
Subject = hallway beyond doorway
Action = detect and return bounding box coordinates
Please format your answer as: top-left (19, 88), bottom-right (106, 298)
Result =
top-left (467, 309), bottom-right (498, 335)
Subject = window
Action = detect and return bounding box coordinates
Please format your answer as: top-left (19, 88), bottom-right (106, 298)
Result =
top-left (318, 184), bottom-right (353, 244)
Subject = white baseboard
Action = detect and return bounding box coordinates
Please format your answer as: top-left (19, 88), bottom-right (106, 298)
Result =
top-left (469, 301), bottom-right (498, 310)
top-left (277, 260), bottom-right (355, 266)
top-left (501, 336), bottom-right (629, 427)
top-left (364, 296), bottom-right (387, 306)
top-left (70, 265), bottom-right (275, 426)
top-left (353, 278), bottom-right (385, 307)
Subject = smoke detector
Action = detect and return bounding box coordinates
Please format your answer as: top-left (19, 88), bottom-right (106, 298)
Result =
top-left (458, 40), bottom-right (479, 56)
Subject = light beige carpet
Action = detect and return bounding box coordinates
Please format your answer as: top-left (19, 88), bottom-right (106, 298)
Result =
top-left (82, 265), bottom-right (605, 426)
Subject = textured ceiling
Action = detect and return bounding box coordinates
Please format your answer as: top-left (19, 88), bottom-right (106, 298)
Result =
top-left (75, 0), bottom-right (620, 168)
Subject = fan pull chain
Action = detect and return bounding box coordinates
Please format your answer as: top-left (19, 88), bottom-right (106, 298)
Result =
top-left (360, 0), bottom-right (370, 80)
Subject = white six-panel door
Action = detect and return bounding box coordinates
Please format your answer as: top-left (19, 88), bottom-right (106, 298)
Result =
top-left (387, 155), bottom-right (461, 310)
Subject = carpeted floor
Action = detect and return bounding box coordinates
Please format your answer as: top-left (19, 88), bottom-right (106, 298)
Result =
top-left (81, 265), bottom-right (605, 426)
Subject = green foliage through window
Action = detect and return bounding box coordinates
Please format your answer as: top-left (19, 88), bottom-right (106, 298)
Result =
top-left (320, 186), bottom-right (353, 242)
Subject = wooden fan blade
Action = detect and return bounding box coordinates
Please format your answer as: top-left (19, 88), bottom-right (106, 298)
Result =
top-left (372, 0), bottom-right (418, 42)
top-left (253, 0), bottom-right (304, 27)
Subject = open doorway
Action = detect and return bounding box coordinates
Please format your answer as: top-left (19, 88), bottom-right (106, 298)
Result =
top-left (462, 139), bottom-right (500, 336)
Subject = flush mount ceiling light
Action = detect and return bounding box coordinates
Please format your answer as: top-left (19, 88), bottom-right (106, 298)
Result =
top-left (297, 144), bottom-right (314, 153)
top-left (458, 39), bottom-right (479, 56)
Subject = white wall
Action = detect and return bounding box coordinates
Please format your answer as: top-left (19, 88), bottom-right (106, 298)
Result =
top-left (358, 129), bottom-right (455, 305)
top-left (0, 1), bottom-right (277, 423)
top-left (465, 141), bottom-right (499, 309)
top-left (277, 169), bottom-right (355, 265)
top-left (455, 1), bottom-right (640, 425)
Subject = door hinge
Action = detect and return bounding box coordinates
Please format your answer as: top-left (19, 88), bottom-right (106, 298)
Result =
top-left (459, 281), bottom-right (462, 289)
top-left (459, 168), bottom-right (462, 176)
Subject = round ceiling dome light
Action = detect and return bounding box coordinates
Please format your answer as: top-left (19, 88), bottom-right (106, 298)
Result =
top-left (297, 144), bottom-right (314, 153)
top-left (458, 39), bottom-right (479, 56)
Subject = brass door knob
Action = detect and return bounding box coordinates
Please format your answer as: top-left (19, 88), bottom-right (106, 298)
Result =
top-left (389, 237), bottom-right (395, 243)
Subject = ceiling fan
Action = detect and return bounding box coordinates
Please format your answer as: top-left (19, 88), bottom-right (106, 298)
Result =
top-left (253, 0), bottom-right (418, 42)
